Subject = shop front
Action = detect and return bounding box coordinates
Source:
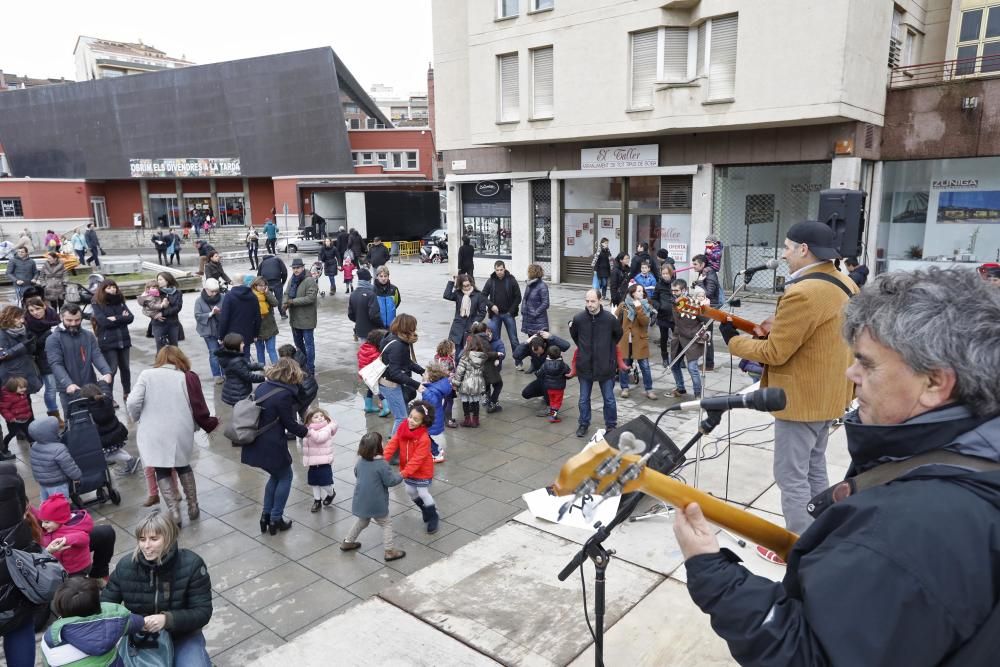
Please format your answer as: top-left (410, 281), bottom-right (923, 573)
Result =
top-left (462, 180), bottom-right (512, 258)
top-left (876, 156), bottom-right (1000, 273)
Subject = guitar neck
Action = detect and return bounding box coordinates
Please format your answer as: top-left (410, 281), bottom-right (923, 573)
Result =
top-left (638, 467), bottom-right (798, 560)
top-left (699, 307), bottom-right (759, 335)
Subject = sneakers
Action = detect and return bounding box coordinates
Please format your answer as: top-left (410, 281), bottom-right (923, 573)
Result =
top-left (576, 424), bottom-right (588, 438)
top-left (669, 388), bottom-right (688, 397)
top-left (432, 454), bottom-right (446, 463)
top-left (620, 388), bottom-right (630, 398)
top-left (548, 410), bottom-right (561, 423)
top-left (340, 540), bottom-right (361, 551)
top-left (384, 548), bottom-right (406, 561)
top-left (323, 492), bottom-right (336, 506)
top-left (486, 401), bottom-right (498, 414)
top-left (755, 545), bottom-right (787, 566)
top-left (514, 362), bottom-right (524, 371)
top-left (536, 406), bottom-right (552, 417)
top-left (645, 391), bottom-right (658, 400)
top-left (214, 376), bottom-right (224, 385)
top-left (446, 418), bottom-right (459, 428)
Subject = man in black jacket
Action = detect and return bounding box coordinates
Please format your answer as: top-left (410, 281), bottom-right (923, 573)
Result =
top-left (46, 305), bottom-right (112, 416)
top-left (514, 332), bottom-right (571, 415)
top-left (629, 242), bottom-right (657, 279)
top-left (257, 253), bottom-right (289, 319)
top-left (335, 226), bottom-right (349, 263)
top-left (347, 268), bottom-right (383, 340)
top-left (569, 290), bottom-right (623, 438)
top-left (675, 267), bottom-right (1000, 666)
top-left (482, 261), bottom-right (523, 367)
top-left (368, 238), bottom-right (389, 269)
top-left (691, 253), bottom-right (720, 371)
top-left (457, 236), bottom-right (475, 277)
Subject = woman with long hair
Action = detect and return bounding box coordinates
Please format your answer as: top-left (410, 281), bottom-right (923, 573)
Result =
top-left (378, 313), bottom-right (425, 437)
top-left (0, 306), bottom-right (42, 458)
top-left (90, 278), bottom-right (134, 400)
top-left (151, 272), bottom-right (183, 350)
top-left (126, 346), bottom-right (202, 527)
top-left (251, 277), bottom-right (279, 364)
top-left (23, 297), bottom-right (61, 424)
top-left (443, 273), bottom-right (488, 359)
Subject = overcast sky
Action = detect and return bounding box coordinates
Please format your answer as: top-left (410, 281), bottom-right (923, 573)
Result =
top-left (1, 0), bottom-right (433, 95)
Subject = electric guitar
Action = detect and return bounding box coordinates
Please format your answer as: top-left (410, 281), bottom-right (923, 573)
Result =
top-left (554, 440), bottom-right (799, 560)
top-left (675, 297), bottom-right (761, 335)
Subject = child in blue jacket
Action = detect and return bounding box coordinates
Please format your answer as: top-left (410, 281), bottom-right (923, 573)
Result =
top-left (42, 577), bottom-right (144, 666)
top-left (421, 362), bottom-right (453, 463)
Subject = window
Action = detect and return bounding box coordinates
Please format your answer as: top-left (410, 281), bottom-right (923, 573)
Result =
top-left (90, 197), bottom-right (109, 228)
top-left (349, 118), bottom-right (361, 129)
top-left (904, 29), bottom-right (920, 67)
top-left (707, 15), bottom-right (738, 100)
top-left (0, 197), bottom-right (23, 218)
top-left (630, 29), bottom-right (658, 109)
top-left (498, 53), bottom-right (520, 121)
top-left (405, 151), bottom-right (418, 169)
top-left (957, 4), bottom-right (1000, 75)
top-left (532, 0), bottom-right (553, 10)
top-left (344, 103), bottom-right (359, 114)
top-left (498, 0), bottom-right (518, 19)
top-left (661, 27), bottom-right (689, 81)
top-left (377, 152), bottom-right (389, 168)
top-left (696, 22), bottom-right (707, 76)
top-left (531, 46), bottom-right (554, 118)
top-left (889, 9), bottom-right (904, 67)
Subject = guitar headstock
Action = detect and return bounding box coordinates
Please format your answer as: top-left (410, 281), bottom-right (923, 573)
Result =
top-left (674, 296), bottom-right (702, 320)
top-left (552, 441), bottom-right (646, 500)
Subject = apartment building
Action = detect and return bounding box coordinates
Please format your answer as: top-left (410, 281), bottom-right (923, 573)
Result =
top-left (74, 36), bottom-right (194, 81)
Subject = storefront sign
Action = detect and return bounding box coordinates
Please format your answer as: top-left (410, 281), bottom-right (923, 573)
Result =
top-left (932, 178), bottom-right (979, 189)
top-left (129, 158), bottom-right (241, 178)
top-left (475, 181), bottom-right (501, 197)
top-left (451, 160), bottom-right (467, 170)
top-left (666, 242), bottom-right (688, 262)
top-left (581, 144), bottom-right (658, 170)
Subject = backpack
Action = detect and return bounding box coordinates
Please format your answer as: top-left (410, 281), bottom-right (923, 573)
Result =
top-left (223, 386), bottom-right (286, 446)
top-left (1, 523), bottom-right (67, 605)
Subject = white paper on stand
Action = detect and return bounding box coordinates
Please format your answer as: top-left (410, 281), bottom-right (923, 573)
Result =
top-left (522, 487), bottom-right (621, 531)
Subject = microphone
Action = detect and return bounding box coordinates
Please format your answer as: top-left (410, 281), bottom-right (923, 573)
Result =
top-left (668, 387), bottom-right (786, 413)
top-left (737, 259), bottom-right (780, 276)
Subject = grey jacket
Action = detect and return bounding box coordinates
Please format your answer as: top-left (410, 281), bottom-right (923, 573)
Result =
top-left (45, 326), bottom-right (111, 393)
top-left (285, 276), bottom-right (318, 330)
top-left (193, 292), bottom-right (222, 339)
top-left (28, 417), bottom-right (81, 487)
top-left (5, 255), bottom-right (38, 284)
top-left (351, 457), bottom-right (403, 519)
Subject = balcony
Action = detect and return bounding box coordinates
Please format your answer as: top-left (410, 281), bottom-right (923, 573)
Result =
top-left (890, 52), bottom-right (1000, 87)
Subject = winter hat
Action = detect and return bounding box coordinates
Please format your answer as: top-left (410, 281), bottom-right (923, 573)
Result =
top-left (38, 493), bottom-right (72, 523)
top-left (291, 258), bottom-right (305, 268)
top-left (243, 274), bottom-right (255, 286)
top-left (357, 268), bottom-right (372, 282)
top-left (204, 278), bottom-right (220, 291)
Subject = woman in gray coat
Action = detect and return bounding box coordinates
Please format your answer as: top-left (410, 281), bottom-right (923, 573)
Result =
top-left (5, 247), bottom-right (38, 305)
top-left (126, 346), bottom-right (202, 528)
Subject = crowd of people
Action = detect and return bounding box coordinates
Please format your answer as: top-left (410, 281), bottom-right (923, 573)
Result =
top-left (2, 218), bottom-right (999, 665)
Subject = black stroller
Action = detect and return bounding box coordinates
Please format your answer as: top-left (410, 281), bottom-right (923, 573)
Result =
top-left (63, 273), bottom-right (103, 319)
top-left (64, 396), bottom-right (121, 508)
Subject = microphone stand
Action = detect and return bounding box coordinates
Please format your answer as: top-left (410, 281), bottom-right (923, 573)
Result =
top-left (558, 409), bottom-right (724, 667)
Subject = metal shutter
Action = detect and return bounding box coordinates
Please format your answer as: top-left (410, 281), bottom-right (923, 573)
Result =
top-left (630, 29), bottom-right (658, 108)
top-left (708, 15), bottom-right (738, 100)
top-left (499, 53), bottom-right (520, 121)
top-left (696, 22), bottom-right (707, 75)
top-left (659, 176), bottom-right (692, 210)
top-left (532, 47), bottom-right (554, 118)
top-left (662, 27), bottom-right (689, 80)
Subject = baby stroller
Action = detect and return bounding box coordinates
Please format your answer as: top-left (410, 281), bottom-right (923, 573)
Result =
top-left (64, 396), bottom-right (121, 508)
top-left (64, 273), bottom-right (103, 320)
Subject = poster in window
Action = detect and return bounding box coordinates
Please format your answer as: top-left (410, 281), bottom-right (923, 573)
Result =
top-left (891, 191), bottom-right (929, 223)
top-left (600, 217), bottom-right (614, 229)
top-left (575, 229), bottom-right (582, 237)
top-left (745, 194), bottom-right (776, 225)
top-left (566, 237), bottom-right (575, 245)
top-left (615, 228), bottom-right (620, 238)
top-left (582, 221), bottom-right (590, 230)
top-left (936, 191), bottom-right (1000, 223)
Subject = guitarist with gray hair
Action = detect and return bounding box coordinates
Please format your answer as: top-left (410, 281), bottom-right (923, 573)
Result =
top-left (675, 267), bottom-right (1000, 666)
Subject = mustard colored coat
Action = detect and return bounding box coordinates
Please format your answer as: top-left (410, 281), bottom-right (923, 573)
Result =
top-left (727, 262), bottom-right (858, 422)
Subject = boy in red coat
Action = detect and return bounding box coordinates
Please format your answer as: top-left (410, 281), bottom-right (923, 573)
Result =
top-left (36, 493), bottom-right (94, 576)
top-left (1, 376), bottom-right (34, 452)
top-left (382, 400), bottom-right (439, 533)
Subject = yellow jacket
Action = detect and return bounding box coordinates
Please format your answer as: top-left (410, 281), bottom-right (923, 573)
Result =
top-left (727, 262), bottom-right (858, 422)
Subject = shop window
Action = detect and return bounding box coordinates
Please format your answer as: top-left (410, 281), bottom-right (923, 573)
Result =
top-left (532, 180), bottom-right (552, 261)
top-left (531, 46), bottom-right (554, 119)
top-left (498, 53), bottom-right (520, 121)
top-left (0, 197), bottom-right (23, 218)
top-left (462, 181), bottom-right (512, 258)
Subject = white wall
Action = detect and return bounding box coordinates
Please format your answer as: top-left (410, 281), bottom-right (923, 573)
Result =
top-left (345, 192), bottom-right (367, 237)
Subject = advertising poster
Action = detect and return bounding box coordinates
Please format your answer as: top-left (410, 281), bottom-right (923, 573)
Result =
top-left (936, 191), bottom-right (1000, 223)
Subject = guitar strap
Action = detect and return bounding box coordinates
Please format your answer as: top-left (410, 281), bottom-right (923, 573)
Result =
top-left (788, 272), bottom-right (855, 298)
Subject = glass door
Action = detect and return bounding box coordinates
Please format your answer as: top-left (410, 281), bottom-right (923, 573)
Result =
top-left (90, 197), bottom-right (109, 229)
top-left (218, 195), bottom-right (245, 226)
top-left (149, 196), bottom-right (181, 228)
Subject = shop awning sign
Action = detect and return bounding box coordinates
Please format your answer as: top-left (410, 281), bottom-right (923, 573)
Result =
top-left (581, 144), bottom-right (658, 170)
top-left (129, 158), bottom-right (241, 178)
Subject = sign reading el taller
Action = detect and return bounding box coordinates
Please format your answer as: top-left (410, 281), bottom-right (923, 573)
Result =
top-left (580, 145), bottom-right (658, 170)
top-left (129, 158), bottom-right (241, 178)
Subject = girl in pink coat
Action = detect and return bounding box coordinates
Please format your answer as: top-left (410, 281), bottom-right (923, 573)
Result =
top-left (302, 408), bottom-right (337, 512)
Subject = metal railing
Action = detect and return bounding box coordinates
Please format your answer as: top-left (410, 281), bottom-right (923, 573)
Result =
top-left (890, 52), bottom-right (1000, 87)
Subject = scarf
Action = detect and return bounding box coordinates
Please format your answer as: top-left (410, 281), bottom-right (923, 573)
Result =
top-left (161, 286), bottom-right (177, 296)
top-left (622, 298), bottom-right (651, 321)
top-left (287, 273), bottom-right (305, 299)
top-left (255, 289), bottom-right (270, 317)
top-left (356, 279), bottom-right (372, 289)
top-left (5, 325), bottom-right (26, 337)
top-left (200, 289), bottom-right (221, 307)
top-left (460, 291), bottom-right (473, 318)
top-left (104, 292), bottom-right (123, 306)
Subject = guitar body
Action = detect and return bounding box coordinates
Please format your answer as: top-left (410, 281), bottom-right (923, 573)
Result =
top-left (675, 297), bottom-right (760, 335)
top-left (555, 441), bottom-right (799, 560)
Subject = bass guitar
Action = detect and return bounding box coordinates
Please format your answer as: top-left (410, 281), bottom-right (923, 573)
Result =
top-left (675, 297), bottom-right (761, 335)
top-left (554, 440), bottom-right (799, 560)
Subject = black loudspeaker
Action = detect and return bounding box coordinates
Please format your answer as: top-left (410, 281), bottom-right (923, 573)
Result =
top-left (818, 189), bottom-right (866, 258)
top-left (604, 415), bottom-right (685, 477)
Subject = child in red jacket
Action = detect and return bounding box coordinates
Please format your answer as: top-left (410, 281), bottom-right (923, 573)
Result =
top-left (1, 375), bottom-right (34, 451)
top-left (382, 400), bottom-right (439, 533)
top-left (37, 493), bottom-right (94, 576)
top-left (358, 328), bottom-right (389, 417)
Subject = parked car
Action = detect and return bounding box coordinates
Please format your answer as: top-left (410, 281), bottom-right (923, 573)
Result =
top-left (422, 228), bottom-right (447, 246)
top-left (276, 234), bottom-right (323, 254)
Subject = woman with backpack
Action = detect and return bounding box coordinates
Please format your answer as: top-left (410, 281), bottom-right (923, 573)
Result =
top-left (240, 358), bottom-right (308, 536)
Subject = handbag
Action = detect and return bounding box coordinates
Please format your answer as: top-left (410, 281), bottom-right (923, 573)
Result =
top-left (1, 526), bottom-right (67, 605)
top-left (120, 631), bottom-right (174, 667)
top-left (359, 340), bottom-right (394, 393)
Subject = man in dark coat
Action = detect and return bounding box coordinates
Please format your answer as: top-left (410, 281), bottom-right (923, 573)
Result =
top-left (335, 226), bottom-right (349, 263)
top-left (368, 238), bottom-right (389, 269)
top-left (347, 269), bottom-right (383, 340)
top-left (629, 242), bottom-right (656, 279)
top-left (257, 254), bottom-right (289, 319)
top-left (45, 305), bottom-right (112, 416)
top-left (457, 236), bottom-right (475, 277)
top-left (569, 289), bottom-right (622, 438)
top-left (195, 239), bottom-right (216, 276)
top-left (217, 278), bottom-right (262, 358)
top-left (84, 223), bottom-right (102, 268)
top-left (514, 332), bottom-right (571, 415)
top-left (679, 267), bottom-right (1000, 666)
top-left (481, 260), bottom-right (523, 367)
top-left (348, 229), bottom-right (365, 260)
top-left (846, 256), bottom-right (869, 287)
top-left (691, 253), bottom-right (721, 371)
